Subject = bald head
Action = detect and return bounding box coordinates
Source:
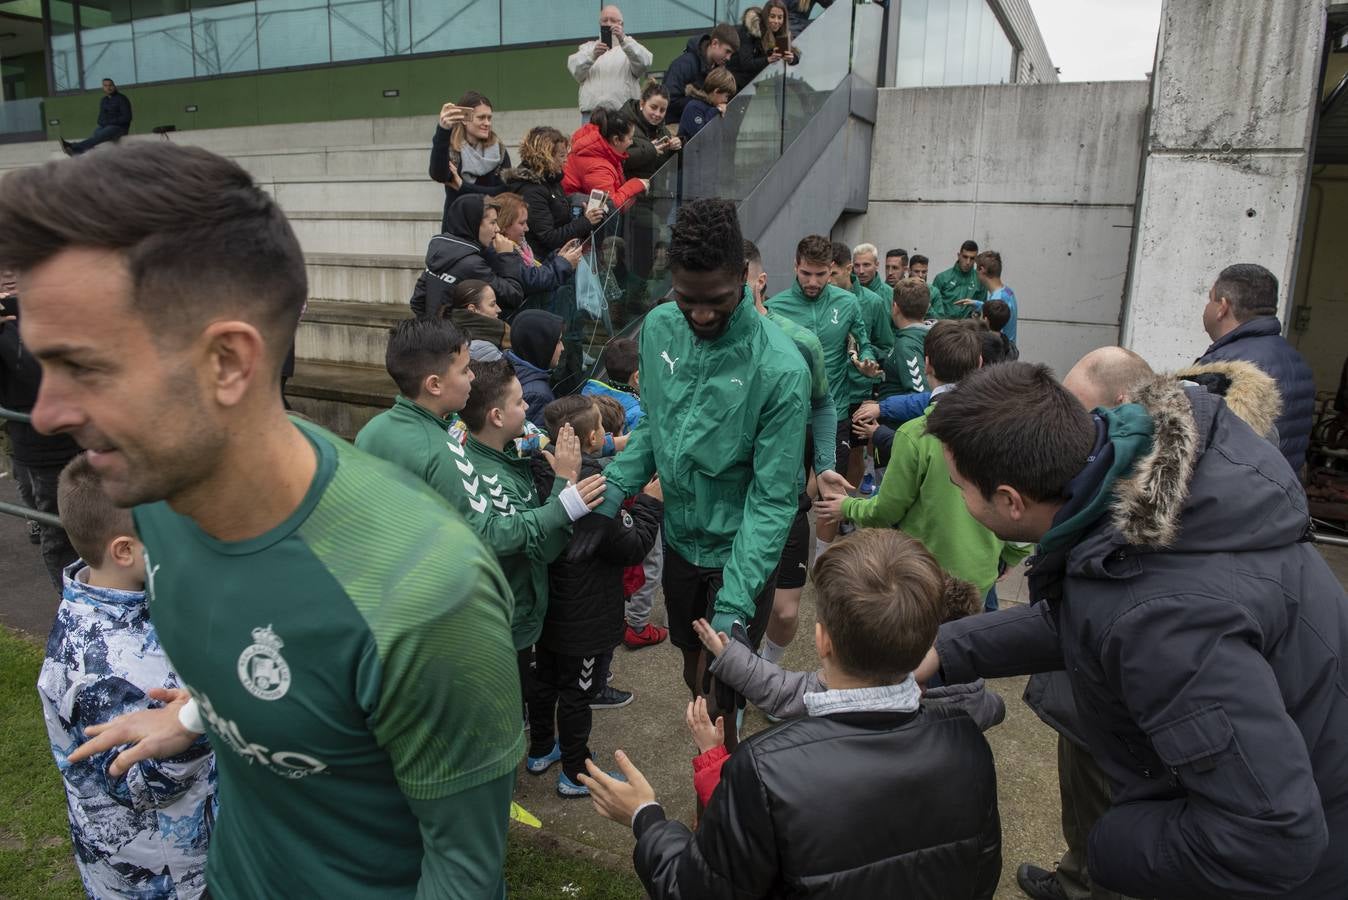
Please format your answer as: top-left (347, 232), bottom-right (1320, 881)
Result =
top-left (600, 5), bottom-right (623, 25)
top-left (1063, 346), bottom-right (1153, 411)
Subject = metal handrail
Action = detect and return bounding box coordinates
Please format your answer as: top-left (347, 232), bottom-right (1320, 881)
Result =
top-left (0, 404), bottom-right (32, 424)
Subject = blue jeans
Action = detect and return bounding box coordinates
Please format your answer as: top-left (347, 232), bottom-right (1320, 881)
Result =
top-left (984, 584), bottom-right (999, 612)
top-left (68, 125), bottom-right (126, 155)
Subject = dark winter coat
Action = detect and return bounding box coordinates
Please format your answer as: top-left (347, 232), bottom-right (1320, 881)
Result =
top-left (663, 35), bottom-right (714, 120)
top-left (676, 88), bottom-right (721, 143)
top-left (937, 374), bottom-right (1348, 900)
top-left (632, 704), bottom-right (1001, 899)
top-left (1196, 315), bottom-right (1314, 473)
top-left (98, 91), bottom-right (132, 130)
top-left (621, 98), bottom-right (674, 181)
top-left (786, 0), bottom-right (834, 37)
top-left (519, 252), bottom-right (575, 299)
top-left (727, 7), bottom-right (801, 90)
top-left (0, 319), bottom-right (81, 469)
top-left (409, 195), bottom-right (524, 320)
top-left (533, 456), bottom-right (661, 656)
top-left (507, 310), bottom-right (563, 428)
top-left (502, 165), bottom-right (595, 259)
top-left (428, 126), bottom-right (511, 233)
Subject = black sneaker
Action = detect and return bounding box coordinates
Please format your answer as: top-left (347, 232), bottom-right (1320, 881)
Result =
top-left (1015, 863), bottom-right (1068, 900)
top-left (27, 520), bottom-right (41, 545)
top-left (589, 685), bottom-right (633, 709)
top-left (59, 139), bottom-right (74, 156)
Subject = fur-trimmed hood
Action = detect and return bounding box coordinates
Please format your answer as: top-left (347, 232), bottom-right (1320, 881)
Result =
top-left (501, 164), bottom-right (556, 186)
top-left (742, 6), bottom-right (765, 38)
top-left (1073, 374), bottom-right (1308, 569)
top-left (1174, 358), bottom-right (1282, 442)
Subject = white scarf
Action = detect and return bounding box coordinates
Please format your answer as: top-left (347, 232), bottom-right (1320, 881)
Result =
top-left (459, 140), bottom-right (502, 181)
top-left (802, 674), bottom-right (922, 717)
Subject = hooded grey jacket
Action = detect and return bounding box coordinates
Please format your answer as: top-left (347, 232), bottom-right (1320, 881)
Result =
top-left (936, 374), bottom-right (1348, 899)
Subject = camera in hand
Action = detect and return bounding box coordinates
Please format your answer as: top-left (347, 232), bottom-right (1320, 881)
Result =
top-left (600, 25), bottom-right (613, 47)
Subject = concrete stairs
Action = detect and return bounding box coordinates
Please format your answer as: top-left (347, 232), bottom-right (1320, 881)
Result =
top-left (0, 111), bottom-right (578, 437)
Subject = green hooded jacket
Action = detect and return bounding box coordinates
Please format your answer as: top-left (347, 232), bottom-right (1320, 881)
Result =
top-left (598, 294), bottom-right (809, 624)
top-left (355, 395), bottom-right (571, 649)
top-left (859, 272), bottom-right (894, 306)
top-left (879, 324), bottom-right (930, 400)
top-left (848, 276), bottom-right (894, 404)
top-left (766, 281), bottom-right (874, 421)
top-left (754, 285), bottom-right (836, 479)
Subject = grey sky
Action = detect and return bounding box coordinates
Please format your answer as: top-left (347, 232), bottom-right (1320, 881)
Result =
top-left (1028, 0), bottom-right (1163, 82)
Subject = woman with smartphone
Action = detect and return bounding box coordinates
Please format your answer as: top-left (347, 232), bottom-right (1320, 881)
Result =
top-left (562, 107), bottom-right (649, 213)
top-left (727, 1), bottom-right (801, 92)
top-left (503, 126), bottom-right (605, 261)
top-left (428, 90), bottom-right (512, 233)
top-left (622, 81), bottom-right (682, 182)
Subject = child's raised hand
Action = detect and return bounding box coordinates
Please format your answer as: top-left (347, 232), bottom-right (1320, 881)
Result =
top-left (692, 618), bottom-right (728, 657)
top-left (544, 423), bottom-right (582, 483)
top-left (685, 697), bottom-right (725, 753)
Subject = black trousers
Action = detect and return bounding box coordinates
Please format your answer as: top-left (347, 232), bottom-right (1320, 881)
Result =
top-left (527, 646), bottom-right (605, 781)
top-left (11, 459), bottom-right (77, 592)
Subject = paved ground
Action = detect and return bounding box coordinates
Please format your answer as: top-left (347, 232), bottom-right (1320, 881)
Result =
top-left (4, 469), bottom-right (1348, 899)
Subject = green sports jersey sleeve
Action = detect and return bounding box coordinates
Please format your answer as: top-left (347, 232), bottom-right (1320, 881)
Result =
top-left (408, 774), bottom-right (512, 900)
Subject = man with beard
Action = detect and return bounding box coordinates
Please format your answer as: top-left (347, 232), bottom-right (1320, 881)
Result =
top-left (572, 198), bottom-right (808, 735)
top-left (2, 143), bottom-right (523, 899)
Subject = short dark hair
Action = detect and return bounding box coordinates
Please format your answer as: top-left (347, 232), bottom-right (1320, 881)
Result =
top-left (893, 277), bottom-right (930, 320)
top-left (669, 198), bottom-right (744, 275)
top-left (543, 394), bottom-right (601, 442)
top-left (742, 238), bottom-right (762, 266)
top-left (590, 104), bottom-right (636, 144)
top-left (829, 241), bottom-right (852, 267)
top-left (1213, 263), bottom-right (1278, 321)
top-left (909, 253), bottom-right (929, 268)
top-left (886, 248), bottom-right (909, 261)
top-left (0, 143), bottom-right (306, 371)
top-left (710, 22), bottom-right (740, 50)
top-left (591, 394), bottom-right (626, 435)
top-left (960, 239), bottom-right (979, 254)
top-left (925, 320), bottom-right (983, 383)
top-left (460, 359), bottom-right (517, 432)
top-left (975, 250), bottom-right (1001, 278)
top-left (385, 317), bottom-right (468, 397)
top-left (795, 235), bottom-right (832, 267)
top-left (982, 299), bottom-right (1011, 333)
top-left (813, 530), bottom-right (946, 681)
top-left (449, 279), bottom-right (492, 311)
top-left (925, 362), bottom-right (1095, 502)
top-left (980, 329), bottom-right (1012, 366)
top-left (603, 337), bottom-right (639, 385)
top-left (58, 453), bottom-right (135, 568)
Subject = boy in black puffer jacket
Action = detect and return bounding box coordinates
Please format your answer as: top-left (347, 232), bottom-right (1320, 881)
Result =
top-left (527, 395), bottom-right (663, 798)
top-left (579, 529), bottom-right (1001, 899)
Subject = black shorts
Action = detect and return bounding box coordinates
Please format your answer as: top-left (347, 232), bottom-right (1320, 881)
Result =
top-left (835, 403), bottom-right (861, 473)
top-left (776, 492), bottom-right (813, 590)
top-left (662, 546), bottom-right (778, 652)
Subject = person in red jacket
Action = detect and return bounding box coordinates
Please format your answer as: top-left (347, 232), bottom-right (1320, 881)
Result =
top-left (563, 106), bottom-right (650, 212)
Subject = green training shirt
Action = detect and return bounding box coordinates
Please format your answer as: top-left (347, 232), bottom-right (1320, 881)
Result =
top-left (134, 420), bottom-right (524, 898)
top-left (929, 264), bottom-right (984, 319)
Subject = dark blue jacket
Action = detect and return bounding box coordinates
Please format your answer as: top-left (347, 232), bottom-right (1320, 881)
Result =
top-left (676, 98), bottom-right (720, 143)
top-left (506, 351), bottom-right (554, 429)
top-left (1196, 316), bottom-right (1314, 472)
top-left (98, 91), bottom-right (132, 130)
top-left (663, 35), bottom-right (712, 121)
top-left (938, 377), bottom-right (1348, 899)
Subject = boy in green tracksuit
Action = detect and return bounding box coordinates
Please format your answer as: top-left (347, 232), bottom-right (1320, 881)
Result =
top-left (355, 319), bottom-right (604, 655)
top-left (571, 200), bottom-right (809, 728)
top-left (878, 277), bottom-right (933, 400)
top-left (817, 321), bottom-right (1028, 596)
top-left (930, 240), bottom-right (986, 320)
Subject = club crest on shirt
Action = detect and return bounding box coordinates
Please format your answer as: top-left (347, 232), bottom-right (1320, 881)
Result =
top-left (237, 624), bottom-right (292, 701)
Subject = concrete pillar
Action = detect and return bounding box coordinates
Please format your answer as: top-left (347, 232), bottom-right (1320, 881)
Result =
top-left (1121, 0), bottom-right (1326, 370)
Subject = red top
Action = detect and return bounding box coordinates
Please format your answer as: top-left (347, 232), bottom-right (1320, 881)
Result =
top-left (692, 745), bottom-right (731, 808)
top-left (562, 124), bottom-right (648, 210)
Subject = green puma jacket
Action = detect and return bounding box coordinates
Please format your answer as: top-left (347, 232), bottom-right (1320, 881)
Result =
top-left (848, 276), bottom-right (894, 404)
top-left (765, 281), bottom-right (874, 421)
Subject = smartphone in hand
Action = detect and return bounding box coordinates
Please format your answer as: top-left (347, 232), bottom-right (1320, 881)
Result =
top-left (775, 34), bottom-right (790, 54)
top-left (585, 189), bottom-right (608, 214)
top-left (600, 25), bottom-right (613, 47)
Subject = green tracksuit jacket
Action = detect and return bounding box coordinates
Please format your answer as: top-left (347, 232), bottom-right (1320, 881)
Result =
top-left (929, 264), bottom-right (985, 319)
top-left (848, 276), bottom-right (894, 404)
top-left (841, 401), bottom-right (1029, 593)
top-left (598, 294), bottom-right (809, 624)
top-left (859, 272), bottom-right (894, 306)
top-left (355, 395), bottom-right (571, 648)
top-left (879, 324), bottom-right (930, 400)
top-left (766, 281), bottom-right (874, 421)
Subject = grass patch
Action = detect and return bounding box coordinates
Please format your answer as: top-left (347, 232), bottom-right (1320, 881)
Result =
top-left (0, 626), bottom-right (642, 899)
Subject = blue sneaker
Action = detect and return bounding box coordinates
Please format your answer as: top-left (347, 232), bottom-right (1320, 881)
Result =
top-left (557, 768), bottom-right (626, 798)
top-left (526, 741), bottom-right (561, 775)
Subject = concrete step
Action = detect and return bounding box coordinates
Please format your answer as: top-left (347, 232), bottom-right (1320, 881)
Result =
top-left (288, 210), bottom-right (441, 255)
top-left (296, 299), bottom-right (410, 367)
top-left (287, 359), bottom-right (396, 440)
top-left (305, 252), bottom-right (424, 304)
top-left (270, 176), bottom-right (443, 215)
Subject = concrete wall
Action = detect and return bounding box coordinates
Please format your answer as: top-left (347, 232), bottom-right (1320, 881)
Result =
top-left (1121, 0), bottom-right (1325, 371)
top-left (839, 80), bottom-right (1148, 377)
top-left (1291, 165), bottom-right (1348, 394)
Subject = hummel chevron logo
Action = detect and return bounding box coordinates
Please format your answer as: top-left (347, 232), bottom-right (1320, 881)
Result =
top-left (579, 657), bottom-right (596, 691)
top-left (492, 495), bottom-right (510, 510)
top-left (455, 458), bottom-right (474, 476)
top-left (461, 477), bottom-right (479, 495)
top-left (489, 485), bottom-right (504, 497)
top-left (482, 474), bottom-right (499, 485)
top-left (445, 439), bottom-right (465, 457)
top-left (661, 350), bottom-right (679, 374)
top-left (468, 495), bottom-right (488, 514)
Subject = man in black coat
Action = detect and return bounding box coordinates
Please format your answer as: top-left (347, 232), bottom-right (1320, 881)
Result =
top-left (662, 24), bottom-right (739, 120)
top-left (62, 79), bottom-right (132, 156)
top-left (922, 361), bottom-right (1348, 900)
top-left (1196, 262), bottom-right (1315, 474)
top-left (1, 282), bottom-right (79, 591)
